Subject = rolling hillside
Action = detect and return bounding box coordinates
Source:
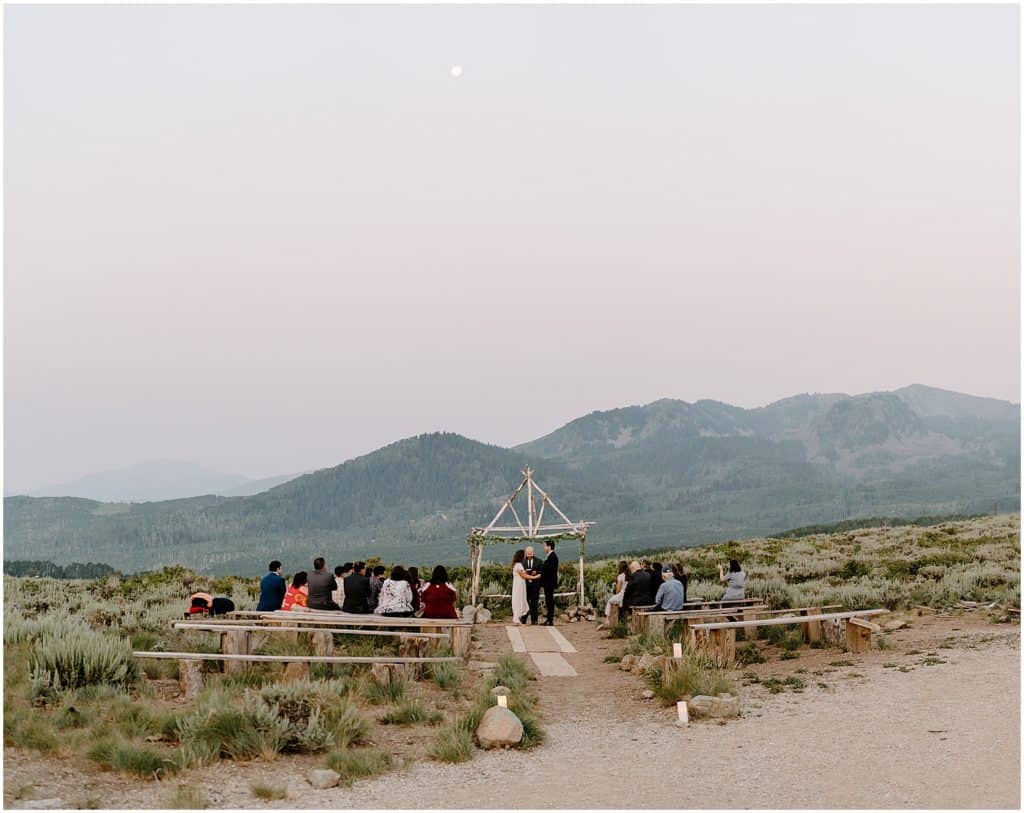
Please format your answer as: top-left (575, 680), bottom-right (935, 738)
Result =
top-left (4, 385), bottom-right (1018, 574)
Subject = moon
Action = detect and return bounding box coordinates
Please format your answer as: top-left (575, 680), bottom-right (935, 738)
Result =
top-left (450, 65), bottom-right (463, 79)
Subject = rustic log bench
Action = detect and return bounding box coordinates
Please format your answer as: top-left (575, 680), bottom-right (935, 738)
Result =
top-left (234, 610), bottom-right (474, 659)
top-left (631, 604), bottom-right (771, 636)
top-left (689, 608), bottom-right (889, 665)
top-left (133, 650), bottom-right (462, 699)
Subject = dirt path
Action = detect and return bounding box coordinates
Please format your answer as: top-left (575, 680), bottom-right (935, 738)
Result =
top-left (5, 615), bottom-right (1020, 809)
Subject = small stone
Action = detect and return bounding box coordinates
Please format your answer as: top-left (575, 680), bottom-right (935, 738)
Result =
top-left (476, 706), bottom-right (524, 749)
top-left (475, 607), bottom-right (493, 624)
top-left (461, 605), bottom-right (477, 622)
top-left (635, 654), bottom-right (658, 674)
top-left (883, 620), bottom-right (908, 632)
top-left (641, 689), bottom-right (655, 700)
top-left (619, 654), bottom-right (637, 672)
top-left (712, 694), bottom-right (741, 718)
top-left (490, 685), bottom-right (511, 697)
top-left (18, 801), bottom-right (64, 810)
top-left (307, 769), bottom-right (341, 790)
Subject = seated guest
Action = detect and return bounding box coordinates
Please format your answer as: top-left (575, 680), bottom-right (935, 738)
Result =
top-left (257, 560), bottom-right (287, 611)
top-left (368, 565), bottom-right (386, 611)
top-left (210, 596), bottom-right (235, 616)
top-left (648, 561), bottom-right (663, 604)
top-left (333, 562), bottom-right (353, 607)
top-left (307, 557), bottom-right (342, 611)
top-left (621, 561), bottom-right (653, 620)
top-left (282, 572), bottom-right (309, 611)
top-left (342, 562), bottom-right (371, 613)
top-left (421, 565), bottom-right (458, 619)
top-left (376, 565), bottom-right (414, 617)
top-left (185, 592), bottom-right (213, 618)
top-left (605, 560), bottom-right (629, 620)
top-left (671, 562), bottom-right (688, 605)
top-left (719, 559), bottom-right (746, 600)
top-left (654, 565), bottom-right (685, 611)
top-left (407, 566), bottom-right (423, 614)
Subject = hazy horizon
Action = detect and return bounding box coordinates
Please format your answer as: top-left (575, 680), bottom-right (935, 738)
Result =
top-left (5, 5), bottom-right (1019, 493)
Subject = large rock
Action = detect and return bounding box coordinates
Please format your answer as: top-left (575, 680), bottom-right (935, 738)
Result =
top-left (490, 685), bottom-right (511, 697)
top-left (307, 769), bottom-right (341, 790)
top-left (689, 694), bottom-right (740, 719)
top-left (475, 606), bottom-right (493, 624)
top-left (883, 620), bottom-right (908, 632)
top-left (476, 705), bottom-right (524, 749)
top-left (461, 605), bottom-right (477, 622)
top-left (619, 654), bottom-right (637, 672)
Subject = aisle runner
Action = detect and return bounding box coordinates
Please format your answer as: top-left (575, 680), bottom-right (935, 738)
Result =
top-left (505, 626), bottom-right (578, 676)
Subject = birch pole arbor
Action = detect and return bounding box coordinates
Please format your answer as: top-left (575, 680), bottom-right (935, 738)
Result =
top-left (467, 467), bottom-right (595, 607)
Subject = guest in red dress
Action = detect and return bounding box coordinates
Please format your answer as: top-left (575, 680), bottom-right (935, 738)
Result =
top-left (420, 565), bottom-right (458, 619)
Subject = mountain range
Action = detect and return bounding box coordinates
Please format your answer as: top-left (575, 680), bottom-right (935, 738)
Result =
top-left (13, 460), bottom-right (302, 502)
top-left (4, 385), bottom-right (1018, 575)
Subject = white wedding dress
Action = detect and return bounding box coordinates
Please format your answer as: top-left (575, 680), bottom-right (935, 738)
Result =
top-left (511, 562), bottom-right (528, 623)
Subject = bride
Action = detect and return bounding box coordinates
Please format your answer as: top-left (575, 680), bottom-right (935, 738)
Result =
top-left (511, 548), bottom-right (537, 625)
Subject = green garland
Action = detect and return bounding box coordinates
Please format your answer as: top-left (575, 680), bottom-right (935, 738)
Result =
top-left (467, 530), bottom-right (586, 548)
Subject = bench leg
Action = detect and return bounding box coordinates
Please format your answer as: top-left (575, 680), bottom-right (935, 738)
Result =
top-left (220, 630), bottom-right (249, 674)
top-left (179, 659), bottom-right (204, 699)
top-left (608, 603), bottom-right (620, 627)
top-left (648, 615), bottom-right (666, 636)
top-left (742, 609), bottom-right (759, 642)
top-left (803, 608), bottom-right (823, 645)
top-left (399, 637), bottom-right (427, 679)
top-left (846, 620), bottom-right (872, 653)
top-left (312, 631), bottom-right (333, 657)
top-left (450, 626), bottom-right (471, 660)
top-left (709, 628), bottom-right (736, 666)
top-left (283, 661), bottom-right (310, 682)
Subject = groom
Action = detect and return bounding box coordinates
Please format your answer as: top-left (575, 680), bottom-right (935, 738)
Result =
top-left (540, 540), bottom-right (559, 626)
top-left (523, 546), bottom-right (542, 625)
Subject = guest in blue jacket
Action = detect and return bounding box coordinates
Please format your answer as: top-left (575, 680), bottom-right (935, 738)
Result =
top-left (256, 560), bottom-right (287, 611)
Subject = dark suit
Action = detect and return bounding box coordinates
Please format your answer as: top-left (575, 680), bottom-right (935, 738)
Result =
top-left (524, 555), bottom-right (542, 624)
top-left (308, 569), bottom-right (341, 610)
top-left (540, 550), bottom-right (559, 624)
top-left (342, 572), bottom-right (371, 613)
top-left (622, 568), bottom-right (654, 618)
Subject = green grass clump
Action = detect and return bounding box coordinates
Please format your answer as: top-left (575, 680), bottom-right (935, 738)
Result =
top-left (29, 626), bottom-right (139, 696)
top-left (429, 646), bottom-right (462, 691)
top-left (429, 724), bottom-right (475, 763)
top-left (380, 699), bottom-right (429, 726)
top-left (607, 622), bottom-right (629, 639)
top-left (176, 703), bottom-right (288, 766)
top-left (647, 649), bottom-right (734, 705)
top-left (779, 651), bottom-right (799, 660)
top-left (87, 738), bottom-right (179, 778)
top-left (493, 655), bottom-right (532, 693)
top-left (762, 675), bottom-right (806, 694)
top-left (324, 748), bottom-right (393, 785)
top-left (362, 677), bottom-right (406, 705)
top-left (251, 782), bottom-right (287, 800)
top-left (735, 643), bottom-right (766, 665)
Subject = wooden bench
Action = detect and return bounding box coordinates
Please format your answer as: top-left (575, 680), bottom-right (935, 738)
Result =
top-left (247, 610), bottom-right (474, 659)
top-left (631, 605), bottom-right (770, 636)
top-left (133, 650), bottom-right (462, 699)
top-left (690, 609), bottom-right (889, 665)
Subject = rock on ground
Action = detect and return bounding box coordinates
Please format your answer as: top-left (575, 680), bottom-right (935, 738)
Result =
top-left (476, 706), bottom-right (524, 749)
top-left (490, 685), bottom-right (511, 697)
top-left (688, 694), bottom-right (740, 719)
top-left (307, 769), bottom-right (341, 790)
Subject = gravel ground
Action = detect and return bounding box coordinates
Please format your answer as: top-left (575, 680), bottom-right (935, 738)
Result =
top-left (4, 618), bottom-right (1019, 809)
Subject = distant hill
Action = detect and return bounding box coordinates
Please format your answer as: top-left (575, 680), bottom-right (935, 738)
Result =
top-left (4, 385), bottom-right (1018, 575)
top-left (21, 460), bottom-right (302, 502)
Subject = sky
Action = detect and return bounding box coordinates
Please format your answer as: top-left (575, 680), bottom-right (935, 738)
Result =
top-left (4, 4), bottom-right (1020, 492)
